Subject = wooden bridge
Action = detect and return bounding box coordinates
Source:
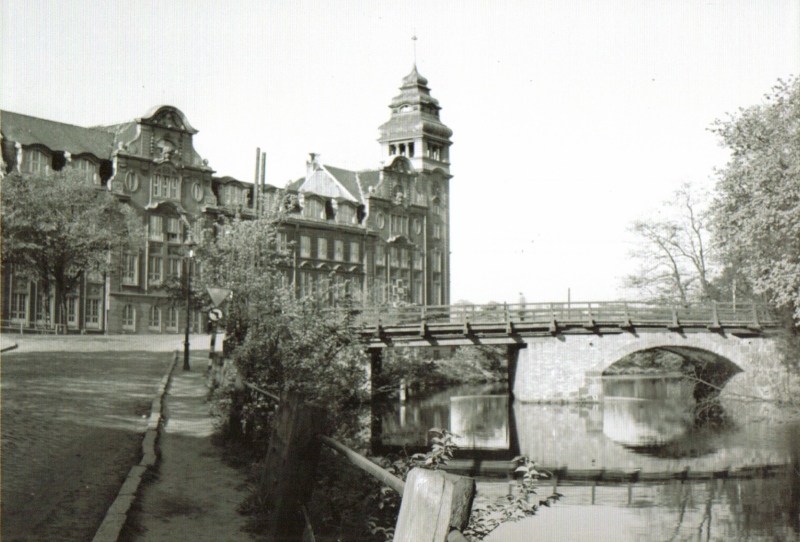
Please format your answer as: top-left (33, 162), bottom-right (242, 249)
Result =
top-left (354, 301), bottom-right (780, 348)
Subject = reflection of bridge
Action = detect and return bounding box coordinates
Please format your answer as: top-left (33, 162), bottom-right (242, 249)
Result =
top-left (360, 301), bottom-right (783, 403)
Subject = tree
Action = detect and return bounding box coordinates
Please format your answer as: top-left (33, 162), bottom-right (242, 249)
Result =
top-left (1, 170), bottom-right (143, 328)
top-left (710, 76), bottom-right (800, 320)
top-left (197, 215), bottom-right (369, 448)
top-left (624, 182), bottom-right (715, 303)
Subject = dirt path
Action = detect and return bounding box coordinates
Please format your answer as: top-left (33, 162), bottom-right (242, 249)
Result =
top-left (120, 366), bottom-right (267, 542)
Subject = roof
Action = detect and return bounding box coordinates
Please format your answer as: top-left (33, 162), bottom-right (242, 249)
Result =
top-left (290, 164), bottom-right (380, 205)
top-left (1, 110), bottom-right (115, 159)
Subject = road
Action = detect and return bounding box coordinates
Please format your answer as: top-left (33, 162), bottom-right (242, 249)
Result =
top-left (1, 343), bottom-right (177, 542)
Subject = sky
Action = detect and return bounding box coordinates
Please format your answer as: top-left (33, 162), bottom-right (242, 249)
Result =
top-left (2, 0), bottom-right (799, 304)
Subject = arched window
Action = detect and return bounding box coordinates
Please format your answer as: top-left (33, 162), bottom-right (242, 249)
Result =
top-left (148, 306), bottom-right (161, 331)
top-left (122, 304), bottom-right (136, 331)
top-left (166, 307), bottom-right (178, 331)
top-left (125, 170), bottom-right (140, 192)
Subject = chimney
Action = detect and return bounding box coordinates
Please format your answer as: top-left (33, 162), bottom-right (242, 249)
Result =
top-left (306, 152), bottom-right (321, 179)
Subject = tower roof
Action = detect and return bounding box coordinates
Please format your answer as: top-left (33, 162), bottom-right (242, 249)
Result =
top-left (379, 66), bottom-right (453, 143)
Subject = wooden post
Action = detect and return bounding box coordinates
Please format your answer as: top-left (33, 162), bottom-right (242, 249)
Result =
top-left (263, 393), bottom-right (328, 542)
top-left (370, 348), bottom-right (383, 452)
top-left (393, 468), bottom-right (476, 542)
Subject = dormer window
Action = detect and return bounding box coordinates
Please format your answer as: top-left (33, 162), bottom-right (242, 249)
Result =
top-left (23, 148), bottom-right (51, 176)
top-left (74, 158), bottom-right (99, 185)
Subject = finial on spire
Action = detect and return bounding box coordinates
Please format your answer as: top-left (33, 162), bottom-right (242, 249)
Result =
top-left (412, 33), bottom-right (418, 66)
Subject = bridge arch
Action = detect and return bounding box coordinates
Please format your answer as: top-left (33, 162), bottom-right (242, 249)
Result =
top-left (513, 332), bottom-right (780, 403)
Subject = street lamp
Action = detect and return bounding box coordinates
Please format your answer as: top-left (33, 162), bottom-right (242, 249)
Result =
top-left (183, 234), bottom-right (197, 371)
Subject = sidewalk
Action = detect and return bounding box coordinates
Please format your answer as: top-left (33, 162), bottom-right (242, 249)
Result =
top-left (122, 356), bottom-right (265, 542)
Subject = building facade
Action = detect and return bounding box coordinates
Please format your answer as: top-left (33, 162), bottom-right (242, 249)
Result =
top-left (0, 65), bottom-right (452, 333)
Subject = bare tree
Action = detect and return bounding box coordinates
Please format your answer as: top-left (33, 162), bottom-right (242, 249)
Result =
top-left (624, 183), bottom-right (715, 303)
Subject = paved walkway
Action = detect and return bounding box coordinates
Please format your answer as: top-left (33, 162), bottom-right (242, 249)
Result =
top-left (123, 359), bottom-right (265, 542)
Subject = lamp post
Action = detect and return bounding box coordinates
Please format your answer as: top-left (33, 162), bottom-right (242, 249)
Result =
top-left (183, 235), bottom-right (196, 371)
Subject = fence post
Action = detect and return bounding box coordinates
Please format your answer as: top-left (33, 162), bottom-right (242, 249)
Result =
top-left (393, 468), bottom-right (476, 542)
top-left (262, 393), bottom-right (328, 542)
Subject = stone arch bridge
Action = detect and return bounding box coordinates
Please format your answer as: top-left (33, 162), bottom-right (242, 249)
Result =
top-left (356, 301), bottom-right (782, 402)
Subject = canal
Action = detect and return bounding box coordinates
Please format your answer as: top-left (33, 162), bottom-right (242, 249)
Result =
top-left (376, 378), bottom-right (800, 541)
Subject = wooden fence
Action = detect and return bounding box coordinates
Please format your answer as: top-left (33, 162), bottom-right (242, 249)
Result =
top-left (251, 384), bottom-right (475, 542)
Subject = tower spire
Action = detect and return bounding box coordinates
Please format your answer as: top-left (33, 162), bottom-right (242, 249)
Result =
top-left (412, 33), bottom-right (418, 66)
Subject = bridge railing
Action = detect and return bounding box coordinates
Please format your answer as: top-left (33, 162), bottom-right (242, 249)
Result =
top-left (352, 301), bottom-right (774, 329)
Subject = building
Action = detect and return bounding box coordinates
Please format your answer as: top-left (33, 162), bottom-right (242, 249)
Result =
top-left (0, 65), bottom-right (452, 333)
top-left (276, 65), bottom-right (453, 306)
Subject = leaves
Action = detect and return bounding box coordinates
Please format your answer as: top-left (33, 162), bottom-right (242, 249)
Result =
top-left (710, 76), bottom-right (800, 320)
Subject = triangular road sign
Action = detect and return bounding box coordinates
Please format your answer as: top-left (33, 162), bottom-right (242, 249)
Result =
top-left (207, 287), bottom-right (232, 308)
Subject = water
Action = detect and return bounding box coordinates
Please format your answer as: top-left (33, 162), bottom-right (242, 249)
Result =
top-left (377, 379), bottom-right (800, 541)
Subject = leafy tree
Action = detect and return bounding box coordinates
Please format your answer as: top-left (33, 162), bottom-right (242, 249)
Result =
top-left (1, 170), bottom-right (143, 328)
top-left (197, 215), bottom-right (369, 448)
top-left (710, 76), bottom-right (800, 321)
top-left (624, 182), bottom-right (715, 303)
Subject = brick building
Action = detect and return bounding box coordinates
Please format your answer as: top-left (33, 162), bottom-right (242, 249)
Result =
top-left (0, 65), bottom-right (452, 333)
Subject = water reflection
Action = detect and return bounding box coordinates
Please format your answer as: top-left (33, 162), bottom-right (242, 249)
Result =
top-left (377, 379), bottom-right (800, 541)
top-left (378, 378), bottom-right (793, 471)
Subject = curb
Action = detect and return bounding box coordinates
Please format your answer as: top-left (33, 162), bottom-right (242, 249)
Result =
top-left (91, 350), bottom-right (180, 542)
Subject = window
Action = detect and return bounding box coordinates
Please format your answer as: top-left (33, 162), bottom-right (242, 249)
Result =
top-left (432, 251), bottom-right (442, 273)
top-left (334, 240), bottom-right (344, 261)
top-left (66, 297), bottom-right (78, 327)
top-left (191, 182), bottom-right (203, 202)
top-left (375, 244), bottom-right (385, 266)
top-left (122, 304), bottom-right (135, 331)
top-left (400, 248), bottom-right (410, 269)
top-left (152, 174), bottom-right (180, 199)
top-left (148, 255), bottom-right (163, 284)
top-left (10, 293), bottom-right (27, 321)
top-left (413, 251), bottom-right (423, 270)
top-left (125, 171), bottom-right (139, 192)
top-left (300, 271), bottom-right (313, 297)
top-left (168, 257), bottom-right (182, 278)
top-left (338, 205), bottom-right (355, 224)
top-left (389, 144), bottom-right (396, 156)
top-left (433, 224), bottom-right (441, 239)
top-left (86, 299), bottom-right (101, 326)
top-left (278, 233), bottom-right (289, 254)
top-left (413, 282), bottom-right (423, 305)
top-left (167, 218), bottom-right (182, 242)
top-left (74, 158), bottom-right (99, 184)
top-left (376, 213), bottom-right (385, 230)
top-left (166, 307), bottom-right (178, 331)
top-left (317, 238), bottom-right (328, 260)
top-left (350, 242), bottom-right (360, 264)
top-left (391, 215), bottom-right (409, 236)
top-left (300, 236), bottom-right (311, 258)
top-left (389, 247), bottom-right (399, 267)
top-left (192, 261), bottom-right (202, 281)
top-left (304, 198), bottom-right (324, 220)
top-left (149, 215), bottom-right (164, 241)
top-left (148, 306), bottom-right (161, 331)
top-left (122, 253), bottom-right (139, 285)
top-left (408, 142), bottom-right (415, 157)
top-left (24, 149), bottom-right (50, 175)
